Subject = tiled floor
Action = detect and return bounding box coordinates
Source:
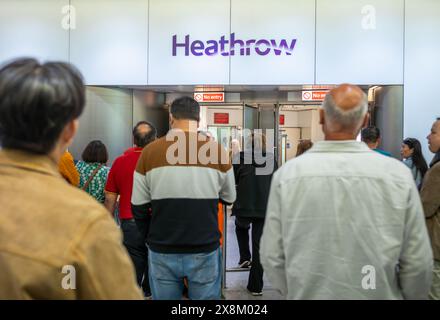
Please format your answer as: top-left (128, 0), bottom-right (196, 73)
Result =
top-left (222, 212), bottom-right (283, 300)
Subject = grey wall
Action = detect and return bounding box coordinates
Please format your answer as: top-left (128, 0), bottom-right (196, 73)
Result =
top-left (69, 87), bottom-right (133, 165)
top-left (133, 90), bottom-right (169, 138)
top-left (374, 86), bottom-right (404, 159)
top-left (70, 87), bottom-right (170, 166)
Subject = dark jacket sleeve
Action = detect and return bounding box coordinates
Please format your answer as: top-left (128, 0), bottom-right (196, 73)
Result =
top-left (233, 163), bottom-right (242, 187)
top-left (131, 203), bottom-right (151, 243)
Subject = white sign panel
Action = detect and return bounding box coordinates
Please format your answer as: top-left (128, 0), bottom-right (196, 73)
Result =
top-left (148, 0), bottom-right (230, 85)
top-left (0, 0), bottom-right (69, 64)
top-left (316, 0), bottom-right (404, 84)
top-left (70, 0), bottom-right (149, 85)
top-left (230, 0), bottom-right (315, 85)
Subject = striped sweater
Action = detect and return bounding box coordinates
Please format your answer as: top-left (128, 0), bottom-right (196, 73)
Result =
top-left (131, 130), bottom-right (236, 254)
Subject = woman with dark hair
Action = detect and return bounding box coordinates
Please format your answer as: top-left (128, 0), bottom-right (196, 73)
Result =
top-left (76, 140), bottom-right (110, 203)
top-left (401, 137), bottom-right (428, 189)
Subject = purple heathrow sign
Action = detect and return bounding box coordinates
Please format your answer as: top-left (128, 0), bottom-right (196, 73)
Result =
top-left (172, 33), bottom-right (297, 57)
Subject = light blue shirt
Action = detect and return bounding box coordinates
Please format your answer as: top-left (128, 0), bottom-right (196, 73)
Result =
top-left (261, 140), bottom-right (433, 300)
top-left (403, 157), bottom-right (423, 187)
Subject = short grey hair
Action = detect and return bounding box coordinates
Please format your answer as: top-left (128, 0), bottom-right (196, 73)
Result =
top-left (322, 92), bottom-right (368, 131)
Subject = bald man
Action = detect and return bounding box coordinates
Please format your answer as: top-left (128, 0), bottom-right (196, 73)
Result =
top-left (260, 84), bottom-right (433, 300)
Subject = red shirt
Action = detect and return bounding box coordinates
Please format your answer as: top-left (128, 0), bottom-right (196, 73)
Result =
top-left (105, 147), bottom-right (143, 220)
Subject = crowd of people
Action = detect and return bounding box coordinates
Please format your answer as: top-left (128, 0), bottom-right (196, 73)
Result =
top-left (0, 58), bottom-right (439, 300)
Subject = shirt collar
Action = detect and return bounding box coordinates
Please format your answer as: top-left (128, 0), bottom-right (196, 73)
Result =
top-left (0, 149), bottom-right (61, 177)
top-left (124, 147), bottom-right (143, 154)
top-left (308, 140), bottom-right (373, 153)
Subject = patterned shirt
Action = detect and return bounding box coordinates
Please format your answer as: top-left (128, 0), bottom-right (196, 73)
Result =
top-left (76, 161), bottom-right (109, 203)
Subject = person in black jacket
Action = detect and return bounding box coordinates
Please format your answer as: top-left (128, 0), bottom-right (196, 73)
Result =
top-left (232, 132), bottom-right (277, 296)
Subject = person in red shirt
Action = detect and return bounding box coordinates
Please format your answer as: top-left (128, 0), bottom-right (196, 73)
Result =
top-left (104, 121), bottom-right (157, 298)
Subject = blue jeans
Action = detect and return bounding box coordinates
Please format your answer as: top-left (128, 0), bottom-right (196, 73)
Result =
top-left (148, 247), bottom-right (222, 300)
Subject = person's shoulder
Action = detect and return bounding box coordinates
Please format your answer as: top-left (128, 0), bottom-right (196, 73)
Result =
top-left (374, 149), bottom-right (392, 157)
top-left (151, 135), bottom-right (168, 146)
top-left (101, 165), bottom-right (110, 174)
top-left (135, 137), bottom-right (168, 171)
top-left (107, 156), bottom-right (124, 178)
top-left (373, 152), bottom-right (408, 168)
top-left (427, 162), bottom-right (440, 176)
top-left (75, 160), bottom-right (84, 168)
top-left (113, 152), bottom-right (126, 163)
top-left (269, 155), bottom-right (302, 183)
top-left (363, 152), bottom-right (416, 185)
top-left (431, 161), bottom-right (440, 170)
top-left (141, 136), bottom-right (167, 155)
top-left (17, 176), bottom-right (111, 244)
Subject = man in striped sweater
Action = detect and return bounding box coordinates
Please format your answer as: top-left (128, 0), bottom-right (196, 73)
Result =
top-left (131, 97), bottom-right (236, 300)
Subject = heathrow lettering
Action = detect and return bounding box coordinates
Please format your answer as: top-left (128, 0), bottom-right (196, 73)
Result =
top-left (172, 33), bottom-right (297, 57)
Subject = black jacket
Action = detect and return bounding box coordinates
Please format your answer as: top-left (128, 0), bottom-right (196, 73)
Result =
top-left (232, 151), bottom-right (277, 218)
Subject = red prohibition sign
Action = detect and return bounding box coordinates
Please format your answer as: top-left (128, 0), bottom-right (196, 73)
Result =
top-left (303, 92), bottom-right (311, 100)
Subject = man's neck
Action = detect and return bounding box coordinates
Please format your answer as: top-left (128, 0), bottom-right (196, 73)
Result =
top-left (48, 149), bottom-right (63, 165)
top-left (324, 132), bottom-right (357, 141)
top-left (48, 142), bottom-right (68, 165)
top-left (366, 142), bottom-right (379, 150)
top-left (171, 120), bottom-right (198, 132)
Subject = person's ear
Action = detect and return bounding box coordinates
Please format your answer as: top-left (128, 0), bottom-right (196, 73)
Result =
top-left (61, 119), bottom-right (79, 147)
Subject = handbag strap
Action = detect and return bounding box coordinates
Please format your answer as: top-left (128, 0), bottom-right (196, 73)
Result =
top-left (82, 164), bottom-right (103, 191)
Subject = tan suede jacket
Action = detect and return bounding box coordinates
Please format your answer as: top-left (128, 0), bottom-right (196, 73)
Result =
top-left (0, 149), bottom-right (143, 299)
top-left (421, 162), bottom-right (440, 261)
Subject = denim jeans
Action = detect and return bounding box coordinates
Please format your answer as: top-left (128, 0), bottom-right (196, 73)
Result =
top-left (148, 247), bottom-right (222, 300)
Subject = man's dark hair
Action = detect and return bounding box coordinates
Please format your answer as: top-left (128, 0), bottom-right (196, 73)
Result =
top-left (133, 121), bottom-right (157, 148)
top-left (0, 58), bottom-right (85, 154)
top-left (81, 140), bottom-right (108, 164)
top-left (170, 96), bottom-right (200, 122)
top-left (361, 126), bottom-right (381, 144)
